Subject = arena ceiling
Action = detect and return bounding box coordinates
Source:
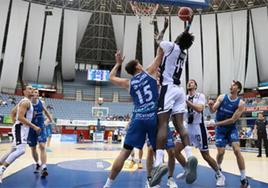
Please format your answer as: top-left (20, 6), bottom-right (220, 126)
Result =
top-left (23, 0), bottom-right (268, 67)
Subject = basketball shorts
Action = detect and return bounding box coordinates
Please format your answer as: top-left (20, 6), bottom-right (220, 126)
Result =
top-left (147, 125), bottom-right (175, 149)
top-left (215, 126), bottom-right (239, 148)
top-left (158, 84), bottom-right (186, 115)
top-left (124, 112), bottom-right (157, 150)
top-left (28, 123), bottom-right (47, 147)
top-left (12, 123), bottom-right (29, 146)
top-left (176, 123), bottom-right (209, 151)
top-left (46, 124), bottom-right (52, 137)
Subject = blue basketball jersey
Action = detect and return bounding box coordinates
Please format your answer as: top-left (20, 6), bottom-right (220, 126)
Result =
top-left (129, 71), bottom-right (158, 114)
top-left (216, 94), bottom-right (240, 128)
top-left (32, 99), bottom-right (44, 126)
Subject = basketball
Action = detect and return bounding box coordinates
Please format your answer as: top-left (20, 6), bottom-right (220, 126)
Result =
top-left (178, 7), bottom-right (193, 21)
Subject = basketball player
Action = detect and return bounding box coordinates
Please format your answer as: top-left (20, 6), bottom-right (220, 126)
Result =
top-left (146, 125), bottom-right (178, 188)
top-left (124, 121), bottom-right (144, 169)
top-left (103, 48), bottom-right (165, 188)
top-left (174, 79), bottom-right (225, 186)
top-left (208, 80), bottom-right (250, 188)
top-left (0, 85), bottom-right (41, 183)
top-left (45, 113), bottom-right (54, 150)
top-left (28, 89), bottom-right (53, 177)
top-left (151, 17), bottom-right (198, 186)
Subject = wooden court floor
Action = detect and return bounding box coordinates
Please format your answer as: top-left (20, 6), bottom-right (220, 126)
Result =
top-left (0, 142), bottom-right (267, 185)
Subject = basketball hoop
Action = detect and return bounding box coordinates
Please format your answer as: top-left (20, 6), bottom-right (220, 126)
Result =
top-left (130, 1), bottom-right (159, 24)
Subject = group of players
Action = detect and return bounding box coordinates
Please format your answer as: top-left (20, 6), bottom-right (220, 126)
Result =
top-left (0, 87), bottom-right (54, 183)
top-left (103, 16), bottom-right (250, 188)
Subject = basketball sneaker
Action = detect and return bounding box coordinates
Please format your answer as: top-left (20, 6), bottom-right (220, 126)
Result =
top-left (41, 168), bottom-right (48, 177)
top-left (34, 163), bottom-right (41, 173)
top-left (185, 156), bottom-right (198, 184)
top-left (240, 178), bottom-right (250, 188)
top-left (150, 163), bottom-right (168, 187)
top-left (176, 171), bottom-right (186, 179)
top-left (127, 160), bottom-right (135, 168)
top-left (216, 174), bottom-right (225, 187)
top-left (145, 178), bottom-right (160, 188)
top-left (167, 177), bottom-right (178, 188)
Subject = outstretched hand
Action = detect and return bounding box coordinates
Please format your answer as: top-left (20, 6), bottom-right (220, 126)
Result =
top-left (164, 17), bottom-right (168, 29)
top-left (115, 50), bottom-right (125, 65)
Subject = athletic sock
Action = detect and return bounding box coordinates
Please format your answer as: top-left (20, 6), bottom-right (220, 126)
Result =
top-left (41, 164), bottom-right (47, 170)
top-left (184, 146), bottom-right (192, 159)
top-left (216, 169), bottom-right (223, 176)
top-left (240, 170), bottom-right (246, 180)
top-left (104, 178), bottom-right (114, 188)
top-left (154, 149), bottom-right (164, 167)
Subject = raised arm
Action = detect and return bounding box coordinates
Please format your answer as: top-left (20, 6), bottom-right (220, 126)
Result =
top-left (146, 47), bottom-right (164, 77)
top-left (109, 50), bottom-right (129, 90)
top-left (215, 100), bottom-right (245, 127)
top-left (208, 94), bottom-right (224, 113)
top-left (155, 17), bottom-right (169, 45)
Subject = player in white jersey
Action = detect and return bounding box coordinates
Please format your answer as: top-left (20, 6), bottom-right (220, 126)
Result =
top-left (151, 17), bottom-right (198, 187)
top-left (0, 85), bottom-right (41, 183)
top-left (174, 79), bottom-right (225, 187)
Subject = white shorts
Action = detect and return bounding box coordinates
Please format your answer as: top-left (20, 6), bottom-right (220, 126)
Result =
top-left (12, 123), bottom-right (29, 146)
top-left (158, 84), bottom-right (186, 115)
top-left (176, 123), bottom-right (209, 151)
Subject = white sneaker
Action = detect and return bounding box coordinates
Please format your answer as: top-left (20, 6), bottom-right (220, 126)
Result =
top-left (167, 177), bottom-right (178, 188)
top-left (216, 174), bottom-right (225, 187)
top-left (176, 171), bottom-right (186, 179)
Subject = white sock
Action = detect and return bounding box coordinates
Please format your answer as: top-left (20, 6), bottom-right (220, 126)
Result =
top-left (154, 149), bottom-right (164, 167)
top-left (0, 166), bottom-right (6, 173)
top-left (104, 178), bottom-right (113, 188)
top-left (240, 170), bottom-right (246, 180)
top-left (184, 146), bottom-right (192, 159)
top-left (217, 163), bottom-right (221, 170)
top-left (216, 169), bottom-right (223, 176)
top-left (41, 164), bottom-right (47, 170)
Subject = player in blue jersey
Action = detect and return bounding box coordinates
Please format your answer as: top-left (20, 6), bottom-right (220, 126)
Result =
top-left (208, 80), bottom-right (250, 188)
top-left (103, 49), bottom-right (164, 188)
top-left (28, 89), bottom-right (53, 177)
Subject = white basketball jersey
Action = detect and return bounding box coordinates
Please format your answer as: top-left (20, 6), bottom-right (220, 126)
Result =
top-left (185, 92), bottom-right (206, 125)
top-left (15, 97), bottom-right (33, 125)
top-left (159, 41), bottom-right (186, 86)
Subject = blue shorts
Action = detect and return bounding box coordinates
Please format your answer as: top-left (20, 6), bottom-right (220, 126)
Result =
top-left (215, 126), bottom-right (239, 148)
top-left (28, 124), bottom-right (47, 147)
top-left (166, 127), bottom-right (175, 149)
top-left (147, 125), bottom-right (175, 149)
top-left (124, 112), bottom-right (157, 150)
top-left (46, 124), bottom-right (52, 137)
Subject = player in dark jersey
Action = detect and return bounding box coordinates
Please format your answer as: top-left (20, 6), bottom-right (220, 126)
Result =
top-left (151, 17), bottom-right (197, 187)
top-left (28, 89), bottom-right (53, 177)
top-left (103, 48), bottom-right (164, 188)
top-left (208, 80), bottom-right (250, 188)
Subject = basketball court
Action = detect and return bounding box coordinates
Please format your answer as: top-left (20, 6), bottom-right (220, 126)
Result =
top-left (1, 0), bottom-right (268, 187)
top-left (0, 142), bottom-right (267, 188)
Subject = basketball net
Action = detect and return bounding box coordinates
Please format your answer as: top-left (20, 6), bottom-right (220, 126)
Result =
top-left (130, 1), bottom-right (159, 24)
